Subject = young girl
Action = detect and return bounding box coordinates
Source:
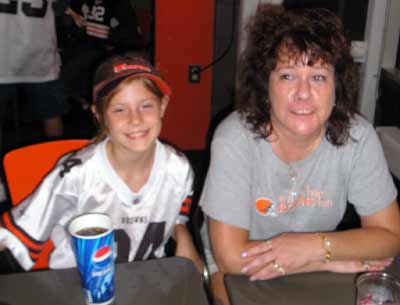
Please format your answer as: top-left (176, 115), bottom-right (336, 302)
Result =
top-left (0, 54), bottom-right (202, 272)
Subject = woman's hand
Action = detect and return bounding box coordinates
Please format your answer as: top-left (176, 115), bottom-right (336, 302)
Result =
top-left (245, 258), bottom-right (393, 281)
top-left (240, 232), bottom-right (394, 281)
top-left (240, 232), bottom-right (322, 280)
top-left (324, 258), bottom-right (394, 273)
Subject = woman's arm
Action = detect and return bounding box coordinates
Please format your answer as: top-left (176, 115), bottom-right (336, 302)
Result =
top-left (331, 200), bottom-right (400, 260)
top-left (208, 217), bottom-right (267, 274)
top-left (210, 201), bottom-right (399, 279)
top-left (173, 224), bottom-right (203, 273)
top-left (240, 201), bottom-right (400, 280)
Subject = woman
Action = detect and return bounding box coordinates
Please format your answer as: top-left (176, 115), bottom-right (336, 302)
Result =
top-left (200, 4), bottom-right (400, 305)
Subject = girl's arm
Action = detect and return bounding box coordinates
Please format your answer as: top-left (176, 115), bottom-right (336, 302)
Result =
top-left (173, 224), bottom-right (203, 273)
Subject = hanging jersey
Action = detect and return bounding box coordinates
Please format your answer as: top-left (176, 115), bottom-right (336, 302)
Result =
top-left (79, 0), bottom-right (112, 40)
top-left (0, 139), bottom-right (193, 270)
top-left (70, 0), bottom-right (142, 49)
top-left (0, 0), bottom-right (61, 83)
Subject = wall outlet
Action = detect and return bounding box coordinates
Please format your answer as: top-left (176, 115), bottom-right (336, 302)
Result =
top-left (189, 65), bottom-right (201, 83)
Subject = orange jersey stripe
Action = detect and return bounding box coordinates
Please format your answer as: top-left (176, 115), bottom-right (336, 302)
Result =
top-left (180, 197), bottom-right (192, 214)
top-left (180, 205), bottom-right (190, 214)
top-left (1, 212), bottom-right (45, 252)
top-left (30, 251), bottom-right (40, 260)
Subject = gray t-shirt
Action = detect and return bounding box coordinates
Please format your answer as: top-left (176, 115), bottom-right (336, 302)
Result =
top-left (200, 112), bottom-right (397, 241)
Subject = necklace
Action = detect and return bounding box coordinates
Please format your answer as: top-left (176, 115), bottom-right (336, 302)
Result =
top-left (288, 164), bottom-right (298, 204)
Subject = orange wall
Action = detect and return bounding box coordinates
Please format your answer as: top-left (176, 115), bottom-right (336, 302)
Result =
top-left (155, 1), bottom-right (214, 150)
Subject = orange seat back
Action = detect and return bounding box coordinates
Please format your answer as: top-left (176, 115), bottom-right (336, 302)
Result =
top-left (4, 139), bottom-right (91, 205)
top-left (2, 139), bottom-right (91, 269)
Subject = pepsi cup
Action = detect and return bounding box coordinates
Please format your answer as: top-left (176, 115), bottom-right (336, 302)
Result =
top-left (69, 213), bottom-right (115, 305)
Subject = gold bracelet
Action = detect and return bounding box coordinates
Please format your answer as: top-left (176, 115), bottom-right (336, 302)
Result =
top-left (318, 232), bottom-right (332, 263)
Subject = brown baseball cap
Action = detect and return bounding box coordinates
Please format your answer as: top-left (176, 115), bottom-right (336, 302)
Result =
top-left (93, 53), bottom-right (171, 104)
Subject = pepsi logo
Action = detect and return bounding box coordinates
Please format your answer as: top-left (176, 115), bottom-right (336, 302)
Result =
top-left (93, 246), bottom-right (112, 262)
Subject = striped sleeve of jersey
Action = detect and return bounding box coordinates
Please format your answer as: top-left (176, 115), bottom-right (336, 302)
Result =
top-left (175, 161), bottom-right (194, 224)
top-left (0, 212), bottom-right (47, 263)
top-left (86, 21), bottom-right (110, 39)
top-left (180, 195), bottom-right (192, 218)
top-left (0, 151), bottom-right (84, 269)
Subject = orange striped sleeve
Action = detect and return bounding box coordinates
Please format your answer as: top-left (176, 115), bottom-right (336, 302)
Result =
top-left (1, 212), bottom-right (46, 258)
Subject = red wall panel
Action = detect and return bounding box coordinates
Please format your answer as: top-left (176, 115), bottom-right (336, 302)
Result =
top-left (155, 1), bottom-right (214, 150)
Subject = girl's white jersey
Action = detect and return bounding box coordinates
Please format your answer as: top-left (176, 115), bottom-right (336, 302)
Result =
top-left (0, 0), bottom-right (61, 83)
top-left (0, 139), bottom-right (193, 270)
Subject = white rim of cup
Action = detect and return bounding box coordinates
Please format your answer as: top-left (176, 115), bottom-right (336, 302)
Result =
top-left (357, 272), bottom-right (400, 287)
top-left (68, 213), bottom-right (112, 239)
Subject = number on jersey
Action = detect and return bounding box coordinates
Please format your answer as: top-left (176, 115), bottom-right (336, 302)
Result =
top-left (0, 0), bottom-right (48, 18)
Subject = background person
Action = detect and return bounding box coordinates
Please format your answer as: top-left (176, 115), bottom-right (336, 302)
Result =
top-left (61, 0), bottom-right (144, 110)
top-left (0, 54), bottom-right (202, 272)
top-left (0, 0), bottom-right (69, 143)
top-left (199, 4), bottom-right (400, 305)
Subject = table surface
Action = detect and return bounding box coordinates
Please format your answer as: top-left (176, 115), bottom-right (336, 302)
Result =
top-left (225, 261), bottom-right (400, 305)
top-left (0, 257), bottom-right (209, 305)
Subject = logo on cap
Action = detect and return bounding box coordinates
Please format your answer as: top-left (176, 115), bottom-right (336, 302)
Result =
top-left (114, 64), bottom-right (151, 74)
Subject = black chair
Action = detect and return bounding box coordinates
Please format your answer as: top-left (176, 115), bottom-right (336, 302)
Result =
top-left (185, 149), bottom-right (214, 305)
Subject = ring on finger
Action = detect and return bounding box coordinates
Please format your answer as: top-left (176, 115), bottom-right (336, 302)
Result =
top-left (272, 262), bottom-right (285, 275)
top-left (362, 262), bottom-right (370, 271)
top-left (266, 240), bottom-right (273, 247)
top-left (277, 266), bottom-right (286, 275)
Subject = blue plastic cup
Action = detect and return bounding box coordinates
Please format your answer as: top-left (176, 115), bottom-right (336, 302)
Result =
top-left (69, 213), bottom-right (115, 305)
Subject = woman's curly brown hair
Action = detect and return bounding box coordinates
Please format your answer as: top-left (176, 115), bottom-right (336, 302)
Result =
top-left (236, 4), bottom-right (359, 146)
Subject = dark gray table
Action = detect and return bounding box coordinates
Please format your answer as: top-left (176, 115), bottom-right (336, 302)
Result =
top-left (225, 261), bottom-right (400, 305)
top-left (0, 257), bottom-right (209, 305)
